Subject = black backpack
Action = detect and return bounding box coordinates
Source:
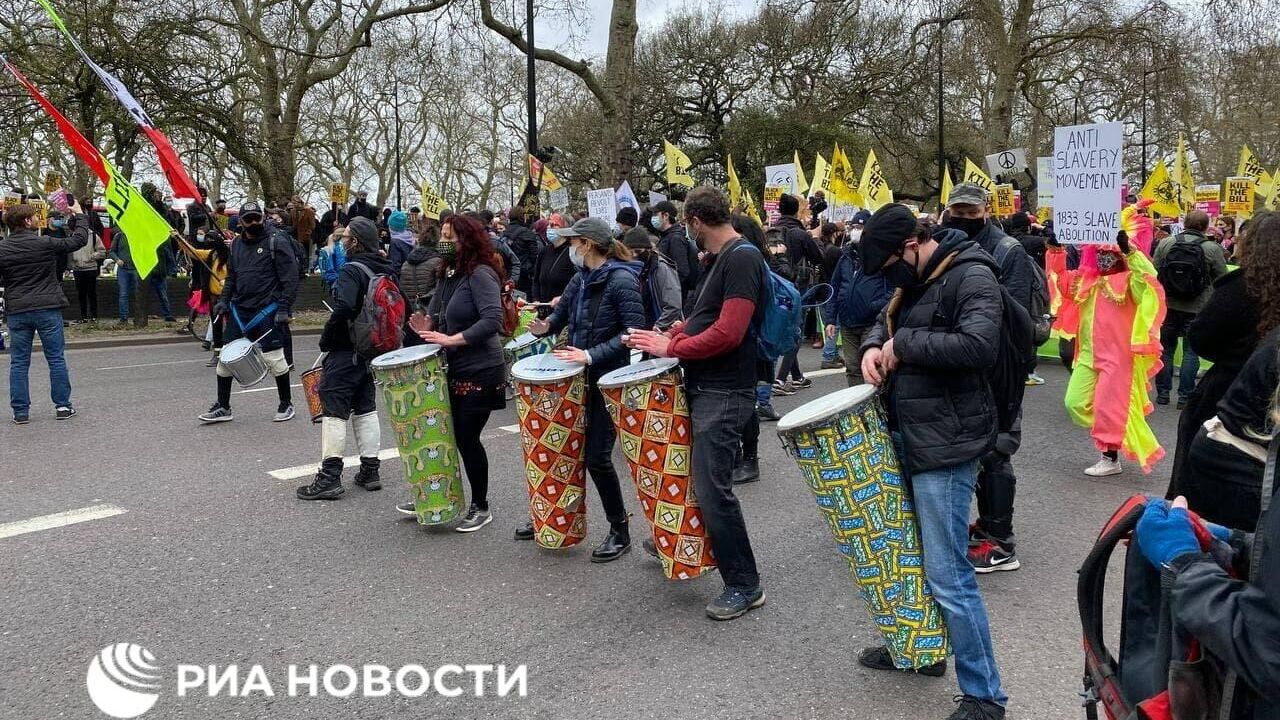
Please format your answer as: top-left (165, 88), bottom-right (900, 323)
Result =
top-left (993, 237), bottom-right (1052, 346)
top-left (1158, 235), bottom-right (1210, 301)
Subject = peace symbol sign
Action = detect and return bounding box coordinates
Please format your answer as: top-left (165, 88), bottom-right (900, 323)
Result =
top-left (997, 152), bottom-right (1017, 170)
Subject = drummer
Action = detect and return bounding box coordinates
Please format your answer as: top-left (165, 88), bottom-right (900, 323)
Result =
top-left (523, 216), bottom-right (646, 561)
top-left (198, 202), bottom-right (299, 425)
top-left (296, 217), bottom-right (392, 501)
top-left (413, 214), bottom-right (508, 533)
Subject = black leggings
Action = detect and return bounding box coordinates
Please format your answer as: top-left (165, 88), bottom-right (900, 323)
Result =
top-left (74, 271), bottom-right (98, 320)
top-left (453, 402), bottom-right (494, 510)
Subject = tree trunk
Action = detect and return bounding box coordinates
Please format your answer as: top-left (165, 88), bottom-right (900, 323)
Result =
top-left (601, 0), bottom-right (638, 185)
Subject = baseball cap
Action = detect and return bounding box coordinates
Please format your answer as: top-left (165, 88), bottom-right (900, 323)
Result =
top-left (946, 183), bottom-right (989, 208)
top-left (239, 201), bottom-right (264, 220)
top-left (558, 216), bottom-right (613, 246)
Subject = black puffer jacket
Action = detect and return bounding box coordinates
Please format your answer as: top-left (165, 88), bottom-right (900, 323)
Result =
top-left (862, 234), bottom-right (1003, 472)
top-left (398, 245), bottom-right (442, 308)
top-left (0, 218), bottom-right (90, 314)
top-left (543, 260), bottom-right (646, 380)
top-left (221, 228), bottom-right (299, 312)
top-left (501, 220), bottom-right (542, 294)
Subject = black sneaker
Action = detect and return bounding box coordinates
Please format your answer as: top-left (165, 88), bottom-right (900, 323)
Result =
top-left (706, 586), bottom-right (765, 621)
top-left (756, 403), bottom-right (781, 422)
top-left (1177, 397), bottom-right (1188, 410)
top-left (455, 505), bottom-right (493, 533)
top-left (12, 414), bottom-right (29, 425)
top-left (969, 540), bottom-right (1020, 573)
top-left (732, 456), bottom-right (760, 484)
top-left (514, 520), bottom-right (535, 541)
top-left (198, 404), bottom-right (233, 424)
top-left (947, 695), bottom-right (1005, 720)
top-left (857, 645), bottom-right (947, 677)
top-left (794, 377), bottom-right (813, 389)
top-left (55, 407), bottom-right (76, 420)
top-left (1156, 393), bottom-right (1170, 405)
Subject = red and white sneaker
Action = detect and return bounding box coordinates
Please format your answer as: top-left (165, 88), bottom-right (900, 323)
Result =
top-left (968, 540), bottom-right (1021, 573)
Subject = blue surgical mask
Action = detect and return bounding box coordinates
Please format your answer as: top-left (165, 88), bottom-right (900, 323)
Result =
top-left (569, 243), bottom-right (586, 269)
top-left (547, 229), bottom-right (560, 245)
top-left (650, 215), bottom-right (662, 230)
top-left (51, 218), bottom-right (67, 228)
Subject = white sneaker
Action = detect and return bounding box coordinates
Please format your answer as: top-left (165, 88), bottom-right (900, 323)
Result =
top-left (1025, 373), bottom-right (1046, 386)
top-left (273, 404), bottom-right (295, 422)
top-left (1084, 456), bottom-right (1122, 477)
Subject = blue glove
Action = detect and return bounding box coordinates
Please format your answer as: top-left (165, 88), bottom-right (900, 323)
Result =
top-left (1203, 521), bottom-right (1233, 543)
top-left (1136, 499), bottom-right (1200, 568)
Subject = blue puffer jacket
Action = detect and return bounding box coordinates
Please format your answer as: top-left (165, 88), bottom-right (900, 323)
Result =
top-left (545, 259), bottom-right (646, 379)
top-left (823, 244), bottom-right (892, 329)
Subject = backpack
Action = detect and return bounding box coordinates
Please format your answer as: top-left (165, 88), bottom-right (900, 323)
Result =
top-left (717, 242), bottom-right (803, 362)
top-left (348, 262), bottom-right (406, 357)
top-left (1158, 235), bottom-right (1210, 301)
top-left (993, 237), bottom-right (1052, 346)
top-left (1078, 494), bottom-right (1239, 720)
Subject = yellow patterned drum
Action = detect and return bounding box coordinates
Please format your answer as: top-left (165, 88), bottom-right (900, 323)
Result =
top-left (599, 358), bottom-right (715, 580)
top-left (511, 354), bottom-right (589, 549)
top-left (777, 385), bottom-right (949, 669)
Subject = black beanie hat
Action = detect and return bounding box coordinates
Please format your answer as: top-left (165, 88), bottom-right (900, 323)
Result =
top-left (859, 203), bottom-right (919, 273)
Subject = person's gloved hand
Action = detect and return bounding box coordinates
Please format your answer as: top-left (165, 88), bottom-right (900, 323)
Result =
top-left (1136, 496), bottom-right (1200, 568)
top-left (1202, 520), bottom-right (1233, 543)
top-left (212, 301), bottom-right (227, 318)
top-left (275, 309), bottom-right (291, 324)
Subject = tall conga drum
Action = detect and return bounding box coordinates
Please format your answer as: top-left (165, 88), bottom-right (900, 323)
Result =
top-left (370, 344), bottom-right (465, 526)
top-left (510, 353), bottom-right (589, 549)
top-left (777, 385), bottom-right (949, 669)
top-left (503, 332), bottom-right (556, 376)
top-left (598, 358), bottom-right (716, 581)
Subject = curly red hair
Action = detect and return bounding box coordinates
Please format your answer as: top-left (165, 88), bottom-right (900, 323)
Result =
top-left (440, 214), bottom-right (504, 280)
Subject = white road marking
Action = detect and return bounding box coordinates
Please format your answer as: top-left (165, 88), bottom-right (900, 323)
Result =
top-left (805, 367), bottom-right (845, 379)
top-left (0, 504), bottom-right (127, 540)
top-left (267, 425), bottom-right (521, 480)
top-left (95, 359), bottom-right (205, 371)
top-left (235, 383), bottom-right (303, 395)
top-left (498, 424), bottom-right (520, 433)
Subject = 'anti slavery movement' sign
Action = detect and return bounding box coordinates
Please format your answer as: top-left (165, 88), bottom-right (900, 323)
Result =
top-left (1052, 122), bottom-right (1123, 244)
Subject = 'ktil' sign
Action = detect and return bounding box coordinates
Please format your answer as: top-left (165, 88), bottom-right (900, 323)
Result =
top-left (1052, 122), bottom-right (1123, 244)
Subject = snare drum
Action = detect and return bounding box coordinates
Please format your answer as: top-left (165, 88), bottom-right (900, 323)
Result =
top-left (370, 344), bottom-right (465, 526)
top-left (598, 359), bottom-right (716, 581)
top-left (510, 353), bottom-right (589, 549)
top-left (219, 338), bottom-right (268, 387)
top-left (777, 385), bottom-right (949, 670)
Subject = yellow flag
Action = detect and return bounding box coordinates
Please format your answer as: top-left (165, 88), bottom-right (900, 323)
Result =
top-left (793, 151), bottom-right (809, 196)
top-left (527, 154), bottom-right (562, 192)
top-left (664, 139), bottom-right (695, 188)
top-left (941, 161), bottom-right (954, 206)
top-left (726, 154), bottom-right (742, 208)
top-left (743, 188), bottom-right (761, 224)
top-left (961, 158), bottom-right (995, 195)
top-left (103, 160), bottom-right (174, 279)
top-left (829, 144), bottom-right (863, 206)
top-left (858, 149), bottom-right (893, 210)
top-left (1139, 160), bottom-right (1181, 217)
top-left (1238, 145), bottom-right (1274, 200)
top-left (1173, 134), bottom-right (1195, 210)
top-left (812, 153), bottom-right (831, 195)
top-left (1268, 166), bottom-right (1280, 211)
top-left (419, 181), bottom-right (446, 220)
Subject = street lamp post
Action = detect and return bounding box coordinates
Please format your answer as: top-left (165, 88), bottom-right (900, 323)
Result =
top-left (936, 0), bottom-right (945, 196)
top-left (526, 0), bottom-right (537, 155)
top-left (393, 90), bottom-right (403, 210)
top-left (1139, 66), bottom-right (1168, 186)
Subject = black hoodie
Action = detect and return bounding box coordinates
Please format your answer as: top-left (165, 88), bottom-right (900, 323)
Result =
top-left (319, 251), bottom-right (395, 353)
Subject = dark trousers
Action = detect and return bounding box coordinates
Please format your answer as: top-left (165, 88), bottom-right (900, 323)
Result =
top-left (689, 386), bottom-right (760, 591)
top-left (1156, 308), bottom-right (1199, 400)
top-left (975, 450), bottom-right (1017, 546)
top-left (1181, 426), bottom-right (1265, 532)
top-left (453, 402), bottom-right (494, 510)
top-left (319, 351), bottom-right (376, 418)
top-left (585, 383), bottom-right (628, 526)
top-left (776, 351), bottom-right (804, 382)
top-left (1059, 338), bottom-right (1075, 370)
top-left (73, 270), bottom-right (98, 320)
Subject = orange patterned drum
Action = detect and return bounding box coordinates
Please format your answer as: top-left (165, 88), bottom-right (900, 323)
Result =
top-left (598, 358), bottom-right (716, 580)
top-left (300, 354), bottom-right (325, 424)
top-left (511, 354), bottom-right (589, 549)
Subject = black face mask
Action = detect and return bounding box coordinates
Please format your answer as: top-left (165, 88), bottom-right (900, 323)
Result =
top-left (943, 216), bottom-right (987, 239)
top-left (881, 248), bottom-right (919, 289)
top-left (241, 221), bottom-right (264, 239)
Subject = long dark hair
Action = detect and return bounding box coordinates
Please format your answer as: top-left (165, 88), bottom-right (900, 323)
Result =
top-left (730, 213), bottom-right (767, 252)
top-left (1241, 211), bottom-right (1279, 335)
top-left (440, 214), bottom-right (503, 280)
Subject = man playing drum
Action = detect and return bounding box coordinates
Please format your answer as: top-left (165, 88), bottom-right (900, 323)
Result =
top-left (296, 217), bottom-right (391, 500)
top-left (858, 204), bottom-right (1008, 720)
top-left (626, 187), bottom-right (766, 622)
top-left (198, 202), bottom-right (299, 425)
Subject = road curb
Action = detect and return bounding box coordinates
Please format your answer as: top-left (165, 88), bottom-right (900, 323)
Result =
top-left (3, 327), bottom-right (322, 353)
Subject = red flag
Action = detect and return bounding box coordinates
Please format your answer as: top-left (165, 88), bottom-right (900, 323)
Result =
top-left (2, 57), bottom-right (107, 184)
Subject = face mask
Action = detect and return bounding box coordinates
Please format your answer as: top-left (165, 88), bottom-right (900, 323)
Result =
top-left (547, 229), bottom-right (560, 245)
top-left (1096, 252), bottom-right (1121, 274)
top-left (242, 222), bottom-right (264, 239)
top-left (436, 241), bottom-right (456, 260)
top-left (569, 243), bottom-right (586, 269)
top-left (51, 218), bottom-right (67, 229)
top-left (882, 248), bottom-right (919, 288)
top-left (196, 233), bottom-right (206, 243)
top-left (848, 229), bottom-right (863, 243)
top-left (650, 215), bottom-right (662, 230)
top-left (611, 222), bottom-right (621, 236)
top-left (943, 216), bottom-right (986, 239)
top-left (687, 221), bottom-right (702, 250)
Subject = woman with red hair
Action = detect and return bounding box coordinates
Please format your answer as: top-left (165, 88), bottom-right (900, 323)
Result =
top-left (413, 213), bottom-right (507, 532)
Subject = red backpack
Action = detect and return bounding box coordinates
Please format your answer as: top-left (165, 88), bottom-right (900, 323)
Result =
top-left (349, 262), bottom-right (405, 357)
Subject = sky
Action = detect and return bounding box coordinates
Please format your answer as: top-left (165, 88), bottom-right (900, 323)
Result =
top-left (542, 0), bottom-right (757, 56)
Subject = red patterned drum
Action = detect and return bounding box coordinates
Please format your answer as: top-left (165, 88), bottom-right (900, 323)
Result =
top-left (511, 354), bottom-right (589, 549)
top-left (598, 358), bottom-right (716, 580)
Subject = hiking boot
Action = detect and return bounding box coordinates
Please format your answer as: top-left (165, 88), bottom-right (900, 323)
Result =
top-left (706, 587), bottom-right (765, 621)
top-left (947, 695), bottom-right (1005, 720)
top-left (274, 403), bottom-right (295, 422)
top-left (352, 458), bottom-right (381, 491)
top-left (297, 459), bottom-right (344, 500)
top-left (857, 645), bottom-right (947, 677)
top-left (455, 505), bottom-right (493, 533)
top-left (1084, 455), bottom-right (1122, 477)
top-left (514, 520), bottom-right (536, 541)
top-left (1025, 372), bottom-right (1045, 386)
top-left (55, 407), bottom-right (76, 420)
top-left (793, 377), bottom-right (813, 389)
top-left (590, 523), bottom-right (631, 563)
top-left (732, 456), bottom-right (760, 485)
top-left (1156, 392), bottom-right (1170, 405)
top-left (772, 380), bottom-right (797, 396)
top-left (756, 403), bottom-right (781, 422)
top-left (198, 403), bottom-right (233, 424)
top-left (969, 540), bottom-right (1021, 573)
top-left (820, 358), bottom-right (844, 369)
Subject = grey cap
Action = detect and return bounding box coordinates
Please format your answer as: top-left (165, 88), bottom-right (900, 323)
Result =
top-left (558, 216), bottom-right (613, 247)
top-left (947, 183), bottom-right (989, 208)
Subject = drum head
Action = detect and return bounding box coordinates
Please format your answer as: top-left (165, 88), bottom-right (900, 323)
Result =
top-left (219, 338), bottom-right (253, 361)
top-left (370, 344), bottom-right (442, 370)
top-left (504, 332), bottom-right (542, 352)
top-left (777, 384), bottom-right (878, 432)
top-left (597, 358), bottom-right (679, 389)
top-left (511, 353), bottom-right (582, 383)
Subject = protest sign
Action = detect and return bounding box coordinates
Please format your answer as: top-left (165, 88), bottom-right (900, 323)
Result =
top-left (764, 163), bottom-right (799, 195)
top-left (328, 183), bottom-right (348, 205)
top-left (763, 184), bottom-right (786, 225)
top-left (985, 148), bottom-right (1028, 186)
top-left (1051, 121), bottom-right (1123, 244)
top-left (549, 186), bottom-right (569, 211)
top-left (1194, 184), bottom-right (1221, 216)
top-left (1224, 177), bottom-right (1254, 214)
top-left (994, 184), bottom-right (1016, 216)
top-left (43, 171), bottom-right (61, 193)
top-left (1036, 157), bottom-right (1054, 207)
top-left (29, 199), bottom-right (49, 229)
top-left (587, 188), bottom-right (617, 220)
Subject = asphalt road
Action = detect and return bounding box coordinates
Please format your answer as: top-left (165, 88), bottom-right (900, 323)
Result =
top-left (0, 336), bottom-right (1179, 720)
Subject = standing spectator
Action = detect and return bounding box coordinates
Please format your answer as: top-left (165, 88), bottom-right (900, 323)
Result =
top-left (347, 190), bottom-right (378, 222)
top-left (823, 221), bottom-right (893, 387)
top-left (386, 210), bottom-right (415, 276)
top-left (398, 220), bottom-right (442, 313)
top-left (212, 198), bottom-right (232, 231)
top-left (652, 200), bottom-right (698, 300)
top-left (531, 213), bottom-right (574, 305)
top-left (772, 193), bottom-right (823, 391)
top-left (1153, 210), bottom-right (1229, 408)
top-left (616, 207), bottom-right (638, 236)
top-left (501, 207), bottom-right (542, 297)
top-left (109, 231), bottom-right (176, 324)
top-left (317, 218), bottom-right (348, 296)
top-left (0, 201), bottom-right (90, 422)
top-left (622, 227), bottom-right (682, 331)
top-left (817, 222), bottom-right (845, 369)
top-left (807, 190), bottom-right (828, 229)
top-left (69, 210), bottom-right (107, 322)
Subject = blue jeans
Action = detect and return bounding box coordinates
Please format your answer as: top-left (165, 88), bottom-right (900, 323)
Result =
top-left (894, 434), bottom-right (1007, 705)
top-left (820, 305), bottom-right (839, 361)
top-left (1156, 308), bottom-right (1198, 400)
top-left (8, 308), bottom-right (72, 415)
top-left (117, 268), bottom-right (174, 321)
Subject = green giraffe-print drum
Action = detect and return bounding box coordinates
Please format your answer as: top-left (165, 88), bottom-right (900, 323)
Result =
top-left (370, 344), bottom-right (465, 526)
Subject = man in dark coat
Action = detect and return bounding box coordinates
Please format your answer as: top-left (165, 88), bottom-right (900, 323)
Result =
top-left (347, 190), bottom-right (378, 222)
top-left (501, 207), bottom-right (542, 296)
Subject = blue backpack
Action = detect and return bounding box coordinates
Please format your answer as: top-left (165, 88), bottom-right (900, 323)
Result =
top-left (721, 241), bottom-right (803, 362)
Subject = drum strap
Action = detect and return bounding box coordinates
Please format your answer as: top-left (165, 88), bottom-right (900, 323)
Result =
top-left (230, 302), bottom-right (279, 335)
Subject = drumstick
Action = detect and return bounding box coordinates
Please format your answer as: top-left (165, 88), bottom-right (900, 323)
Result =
top-left (322, 301), bottom-right (334, 312)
